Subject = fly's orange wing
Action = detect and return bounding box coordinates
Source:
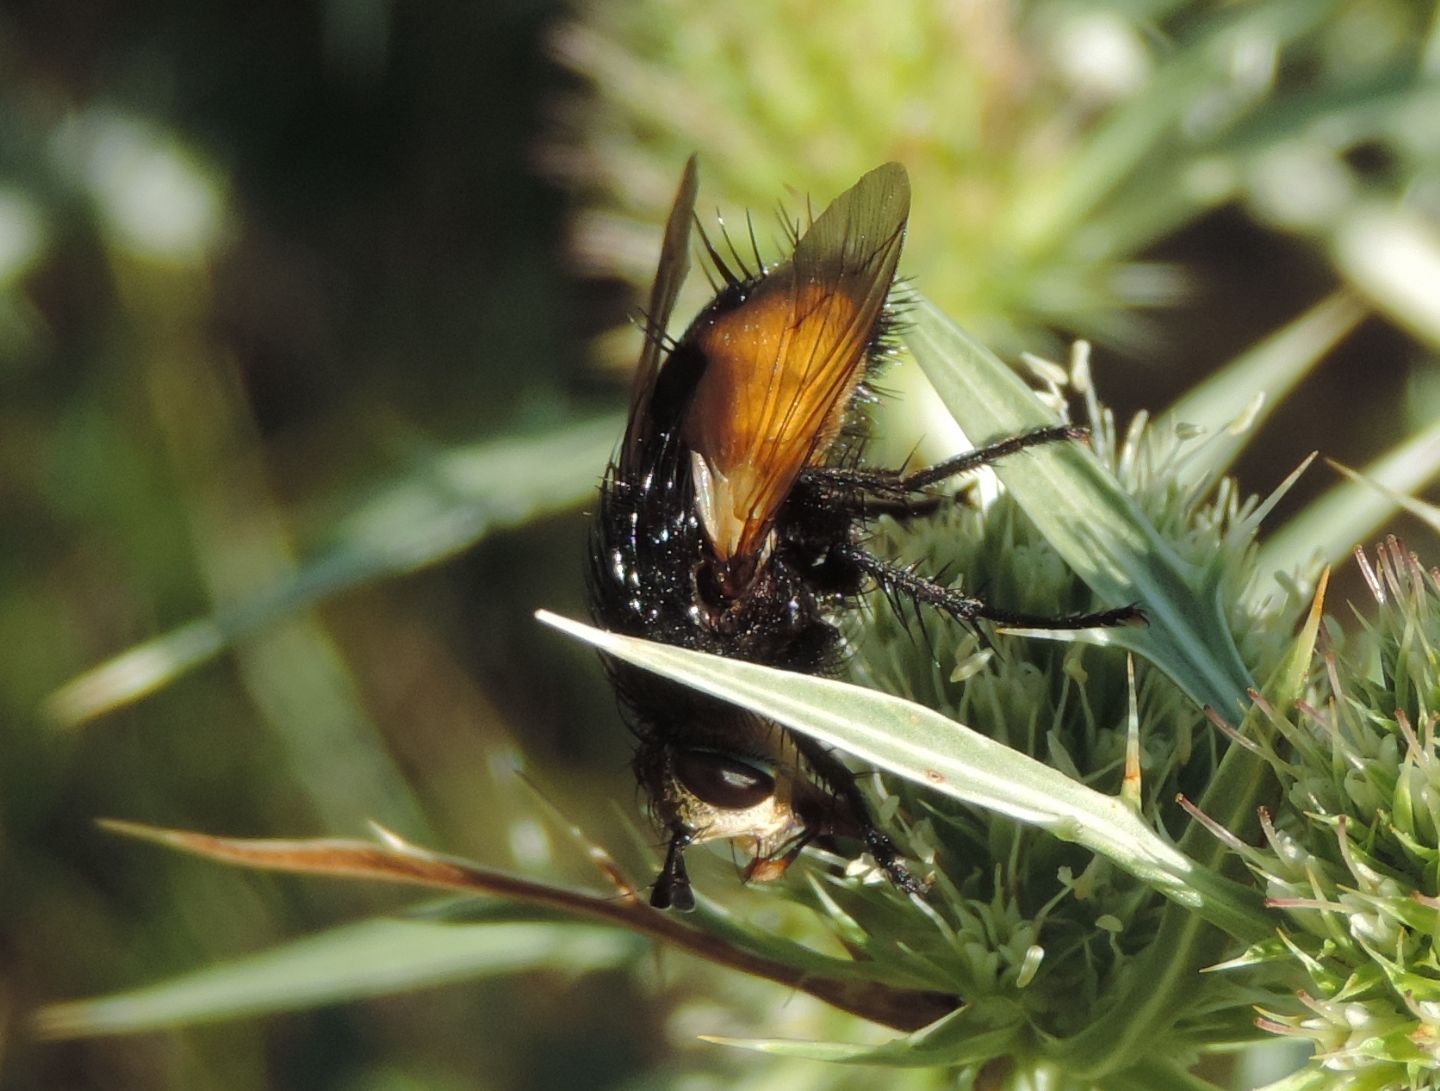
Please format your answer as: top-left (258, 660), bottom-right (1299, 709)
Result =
top-left (682, 163), bottom-right (910, 570)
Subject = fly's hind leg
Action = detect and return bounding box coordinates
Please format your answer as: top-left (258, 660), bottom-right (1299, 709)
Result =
top-left (835, 542), bottom-right (1145, 630)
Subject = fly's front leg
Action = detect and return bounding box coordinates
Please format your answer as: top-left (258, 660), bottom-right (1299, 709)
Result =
top-left (786, 730), bottom-right (929, 898)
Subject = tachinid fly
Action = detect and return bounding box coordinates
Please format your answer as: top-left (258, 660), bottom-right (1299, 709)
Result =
top-left (588, 158), bottom-right (1142, 911)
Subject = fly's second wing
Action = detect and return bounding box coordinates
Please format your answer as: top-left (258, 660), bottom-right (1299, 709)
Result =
top-left (621, 155), bottom-right (699, 477)
top-left (683, 163), bottom-right (910, 580)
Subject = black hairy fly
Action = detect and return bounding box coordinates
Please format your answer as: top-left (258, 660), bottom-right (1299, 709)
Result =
top-left (588, 158), bottom-right (1142, 911)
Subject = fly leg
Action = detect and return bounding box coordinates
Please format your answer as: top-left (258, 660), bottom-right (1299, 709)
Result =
top-left (804, 426), bottom-right (1145, 628)
top-left (834, 542), bottom-right (1145, 630)
top-left (803, 424), bottom-right (1085, 504)
top-left (892, 424), bottom-right (1087, 492)
top-left (786, 730), bottom-right (929, 898)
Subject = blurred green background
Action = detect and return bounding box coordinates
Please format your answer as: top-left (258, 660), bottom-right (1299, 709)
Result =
top-left (2, 1), bottom-right (1437, 1088)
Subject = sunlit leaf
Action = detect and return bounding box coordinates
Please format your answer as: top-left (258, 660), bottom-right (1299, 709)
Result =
top-left (538, 612), bottom-right (1272, 944)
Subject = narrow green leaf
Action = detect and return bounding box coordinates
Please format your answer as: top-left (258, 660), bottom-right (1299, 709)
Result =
top-left (35, 918), bottom-right (639, 1038)
top-left (1258, 414), bottom-right (1440, 585)
top-left (1165, 291), bottom-right (1366, 486)
top-left (538, 612), bottom-right (1272, 944)
top-left (45, 416), bottom-right (619, 726)
top-left (1324, 462), bottom-right (1440, 536)
top-left (903, 297), bottom-right (1253, 716)
top-left (703, 1000), bottom-right (1023, 1067)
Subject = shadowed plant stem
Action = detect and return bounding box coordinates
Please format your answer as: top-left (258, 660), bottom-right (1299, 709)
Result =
top-left (81, 820), bottom-right (956, 1034)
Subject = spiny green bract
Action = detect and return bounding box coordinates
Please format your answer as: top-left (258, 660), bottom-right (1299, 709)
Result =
top-left (1247, 538), bottom-right (1440, 1089)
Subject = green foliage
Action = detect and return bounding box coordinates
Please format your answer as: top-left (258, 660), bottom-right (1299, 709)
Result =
top-left (45, 297), bottom-right (1440, 1088)
top-left (8, 2), bottom-right (1440, 1089)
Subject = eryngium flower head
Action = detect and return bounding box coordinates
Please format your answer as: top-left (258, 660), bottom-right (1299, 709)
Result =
top-left (1252, 537), bottom-right (1440, 1087)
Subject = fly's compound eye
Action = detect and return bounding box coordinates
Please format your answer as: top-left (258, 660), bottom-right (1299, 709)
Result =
top-left (672, 749), bottom-right (775, 810)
